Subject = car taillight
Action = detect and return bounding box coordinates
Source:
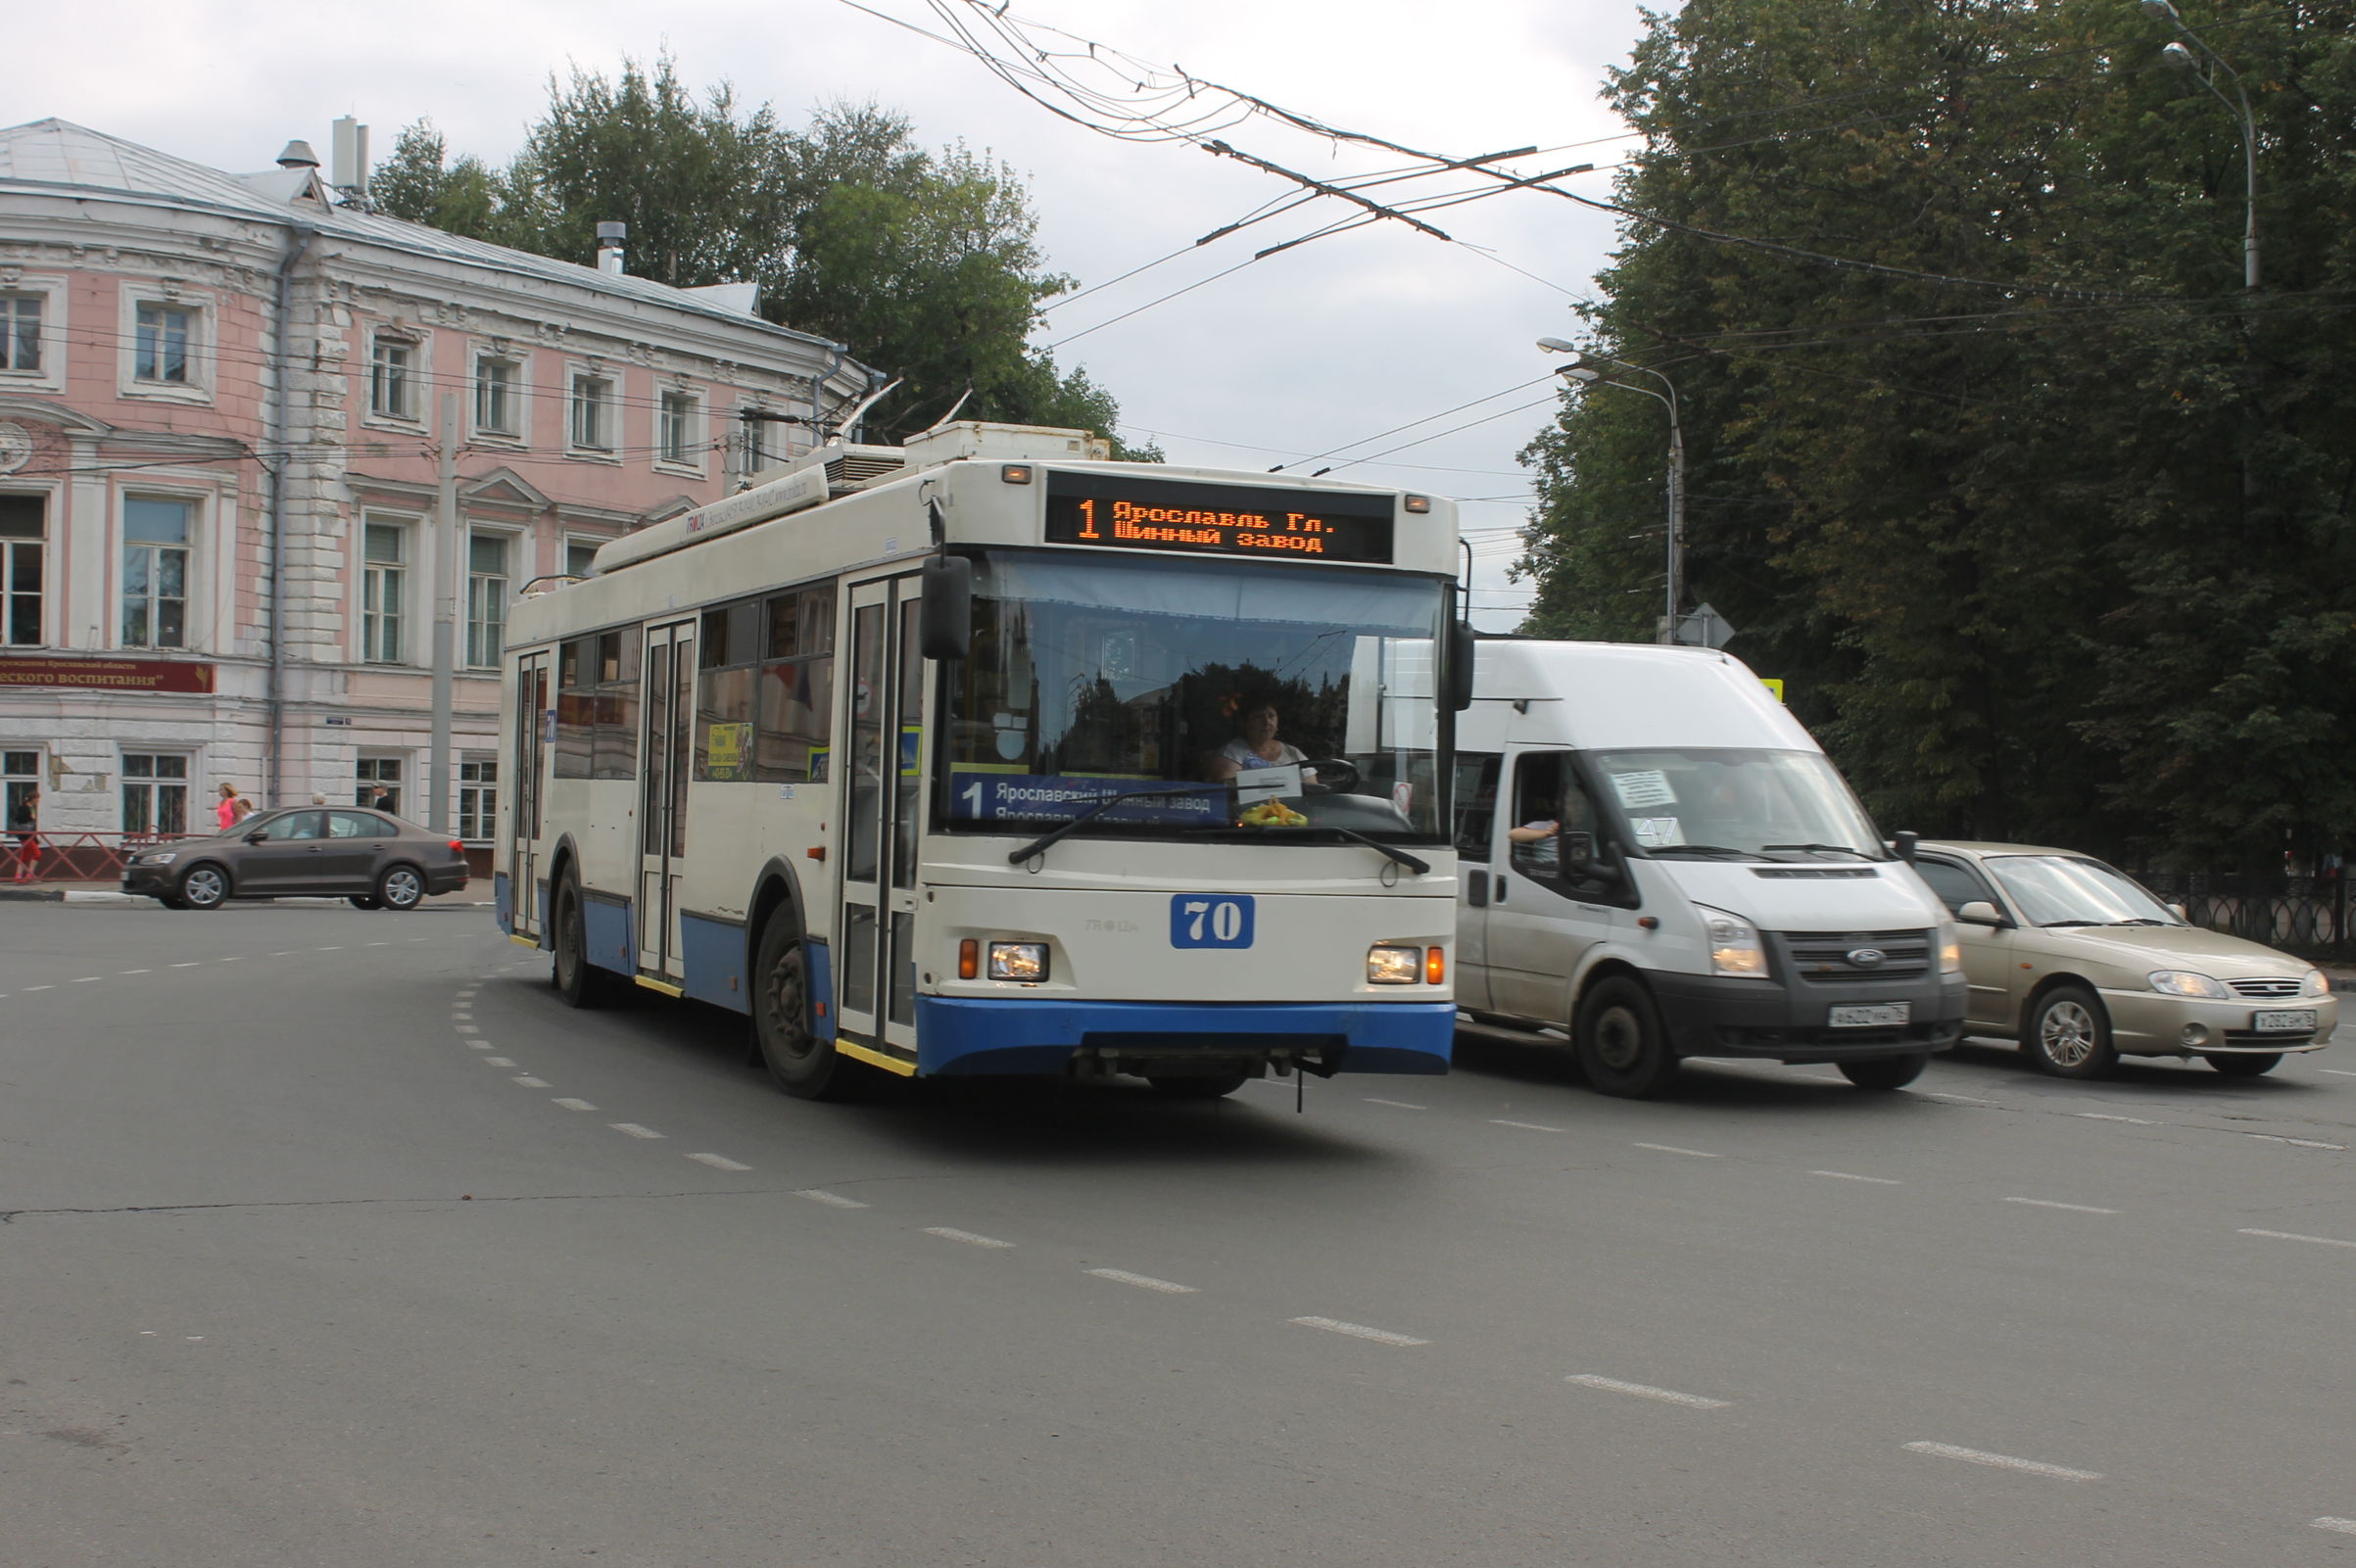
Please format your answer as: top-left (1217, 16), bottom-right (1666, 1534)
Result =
top-left (449, 840), bottom-right (464, 853)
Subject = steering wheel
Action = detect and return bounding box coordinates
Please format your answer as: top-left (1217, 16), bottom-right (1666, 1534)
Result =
top-left (1297, 757), bottom-right (1360, 793)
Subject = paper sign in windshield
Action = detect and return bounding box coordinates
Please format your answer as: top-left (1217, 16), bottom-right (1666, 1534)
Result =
top-left (1609, 770), bottom-right (1678, 808)
top-left (1233, 763), bottom-right (1302, 806)
top-left (1631, 816), bottom-right (1688, 847)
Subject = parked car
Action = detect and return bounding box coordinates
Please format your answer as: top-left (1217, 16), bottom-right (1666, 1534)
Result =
top-left (1912, 842), bottom-right (2334, 1077)
top-left (121, 806), bottom-right (470, 912)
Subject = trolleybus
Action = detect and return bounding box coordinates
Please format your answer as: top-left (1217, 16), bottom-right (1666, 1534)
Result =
top-left (495, 421), bottom-right (1472, 1099)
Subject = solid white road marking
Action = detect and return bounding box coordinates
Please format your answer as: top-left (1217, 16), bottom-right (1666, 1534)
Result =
top-left (483, 1057), bottom-right (515, 1068)
top-left (1923, 1092), bottom-right (1995, 1104)
top-left (688, 1153), bottom-right (752, 1171)
top-left (1635, 1142), bottom-right (1720, 1158)
top-left (2077, 1113), bottom-right (2158, 1124)
top-left (2239, 1228), bottom-right (2356, 1250)
top-left (1289, 1316), bottom-right (1429, 1347)
top-left (796, 1189), bottom-right (870, 1209)
top-left (1492, 1118), bottom-right (1562, 1132)
top-left (552, 1098), bottom-right (598, 1111)
top-left (924, 1227), bottom-right (1014, 1249)
top-left (1902, 1442), bottom-right (2102, 1481)
top-left (2312, 1518), bottom-right (2356, 1535)
top-left (1366, 1098), bottom-right (1427, 1110)
top-left (1084, 1267), bottom-right (1197, 1294)
top-left (1811, 1170), bottom-right (1901, 1184)
top-left (512, 1075), bottom-right (551, 1088)
top-left (608, 1122), bottom-right (664, 1139)
top-left (1564, 1374), bottom-right (1730, 1409)
top-left (2004, 1197), bottom-right (2120, 1214)
top-left (2248, 1133), bottom-right (2346, 1150)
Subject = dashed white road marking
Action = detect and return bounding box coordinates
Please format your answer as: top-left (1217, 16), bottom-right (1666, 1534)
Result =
top-left (454, 1024), bottom-right (480, 1034)
top-left (365, 941), bottom-right (389, 948)
top-left (216, 957), bottom-right (242, 963)
top-left (1085, 1267), bottom-right (1197, 1294)
top-left (1366, 1098), bottom-right (1427, 1110)
top-left (687, 1153), bottom-right (752, 1171)
top-left (117, 969), bottom-right (149, 975)
top-left (1635, 1142), bottom-right (1720, 1159)
top-left (314, 947), bottom-right (341, 952)
top-left (1289, 1315), bottom-right (1429, 1347)
top-left (1564, 1374), bottom-right (1730, 1409)
top-left (271, 950), bottom-right (299, 957)
top-left (1923, 1092), bottom-right (1994, 1105)
top-left (608, 1122), bottom-right (664, 1139)
top-left (2239, 1227), bottom-right (2356, 1250)
top-left (1491, 1118), bottom-right (1562, 1132)
top-left (1902, 1442), bottom-right (2102, 1481)
top-left (795, 1189), bottom-right (869, 1209)
top-left (168, 963), bottom-right (200, 969)
top-left (1811, 1169), bottom-right (1901, 1184)
top-left (483, 1057), bottom-right (515, 1068)
top-left (2004, 1197), bottom-right (2120, 1214)
top-left (511, 1075), bottom-right (551, 1088)
top-left (552, 1098), bottom-right (598, 1112)
top-left (464, 1042), bottom-right (490, 1051)
top-left (24, 984), bottom-right (52, 990)
top-left (72, 976), bottom-right (101, 983)
top-left (2247, 1133), bottom-right (2346, 1151)
top-left (2313, 1518), bottom-right (2356, 1536)
top-left (2322, 1069), bottom-right (2356, 1078)
top-left (2077, 1113), bottom-right (2158, 1125)
top-left (924, 1227), bottom-right (1014, 1250)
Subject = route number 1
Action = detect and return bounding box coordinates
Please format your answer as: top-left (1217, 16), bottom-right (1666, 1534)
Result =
top-left (1171, 893), bottom-right (1255, 949)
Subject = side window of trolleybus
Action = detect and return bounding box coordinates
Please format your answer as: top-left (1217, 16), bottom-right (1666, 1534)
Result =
top-left (942, 552), bottom-right (1447, 842)
top-left (554, 630), bottom-right (640, 780)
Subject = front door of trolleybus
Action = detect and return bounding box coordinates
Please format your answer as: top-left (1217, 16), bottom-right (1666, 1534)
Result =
top-left (509, 649), bottom-right (550, 934)
top-left (639, 618), bottom-right (694, 984)
top-left (837, 575), bottom-right (926, 1061)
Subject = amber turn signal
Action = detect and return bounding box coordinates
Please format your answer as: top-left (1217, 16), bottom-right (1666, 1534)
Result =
top-left (958, 938), bottom-right (980, 980)
top-left (1425, 946), bottom-right (1446, 985)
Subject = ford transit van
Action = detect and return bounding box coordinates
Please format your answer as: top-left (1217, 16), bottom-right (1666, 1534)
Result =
top-left (1456, 640), bottom-right (1965, 1096)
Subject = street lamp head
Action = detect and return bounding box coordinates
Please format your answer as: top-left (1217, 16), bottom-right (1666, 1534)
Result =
top-left (2140, 0), bottom-right (2180, 20)
top-left (1557, 366), bottom-right (1601, 384)
top-left (1535, 337), bottom-right (1579, 355)
top-left (2159, 38), bottom-right (2198, 70)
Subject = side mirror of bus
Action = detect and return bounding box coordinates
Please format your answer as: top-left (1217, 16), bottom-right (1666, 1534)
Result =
top-left (1448, 621), bottom-right (1476, 711)
top-left (920, 554), bottom-right (973, 661)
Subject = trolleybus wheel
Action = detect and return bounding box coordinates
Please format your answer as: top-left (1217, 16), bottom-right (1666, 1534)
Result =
top-left (553, 873), bottom-right (623, 1009)
top-left (753, 915), bottom-right (857, 1100)
top-left (1573, 974), bottom-right (1680, 1099)
top-left (1146, 1073), bottom-right (1250, 1100)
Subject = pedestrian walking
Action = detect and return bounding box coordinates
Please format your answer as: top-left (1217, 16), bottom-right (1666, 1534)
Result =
top-left (215, 782), bottom-right (243, 832)
top-left (8, 785), bottom-right (36, 883)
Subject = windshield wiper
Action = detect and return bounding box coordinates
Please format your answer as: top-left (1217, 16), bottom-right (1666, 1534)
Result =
top-left (1005, 785), bottom-right (1226, 866)
top-left (2106, 918), bottom-right (2171, 926)
top-left (1182, 821), bottom-right (1431, 877)
top-left (1761, 842), bottom-right (1882, 860)
top-left (2040, 920), bottom-right (2099, 927)
top-left (1646, 843), bottom-right (1764, 860)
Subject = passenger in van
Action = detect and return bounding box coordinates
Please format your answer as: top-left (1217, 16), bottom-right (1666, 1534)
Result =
top-left (1205, 700), bottom-right (1319, 786)
top-left (1510, 777), bottom-right (1600, 876)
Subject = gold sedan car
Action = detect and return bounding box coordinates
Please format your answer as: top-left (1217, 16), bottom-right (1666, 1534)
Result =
top-left (1912, 843), bottom-right (2335, 1079)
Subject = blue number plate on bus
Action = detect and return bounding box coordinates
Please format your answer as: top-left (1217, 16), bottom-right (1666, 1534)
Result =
top-left (1171, 894), bottom-right (1255, 949)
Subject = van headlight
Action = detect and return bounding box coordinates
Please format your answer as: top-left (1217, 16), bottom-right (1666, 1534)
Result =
top-left (2148, 969), bottom-right (2229, 999)
top-left (2301, 970), bottom-right (2331, 997)
top-left (1697, 905), bottom-right (1768, 979)
top-left (1939, 921), bottom-right (1963, 975)
top-left (1367, 944), bottom-right (1422, 985)
top-left (987, 942), bottom-right (1048, 982)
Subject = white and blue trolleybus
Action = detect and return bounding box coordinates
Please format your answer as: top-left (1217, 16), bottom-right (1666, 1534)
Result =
top-left (495, 422), bottom-right (1473, 1099)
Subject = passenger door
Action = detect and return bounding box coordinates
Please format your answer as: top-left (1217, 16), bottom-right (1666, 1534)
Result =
top-left (509, 649), bottom-right (550, 932)
top-left (1486, 752), bottom-right (1633, 1025)
top-left (835, 575), bottom-right (927, 1065)
top-left (637, 619), bottom-right (695, 985)
top-left (1452, 752), bottom-right (1499, 1012)
top-left (235, 810), bottom-right (327, 893)
top-left (321, 810), bottom-right (395, 892)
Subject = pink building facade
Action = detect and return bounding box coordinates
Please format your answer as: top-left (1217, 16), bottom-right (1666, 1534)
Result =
top-left (0, 119), bottom-right (877, 852)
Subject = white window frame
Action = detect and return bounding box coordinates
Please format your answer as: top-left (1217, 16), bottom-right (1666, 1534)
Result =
top-left (356, 752), bottom-right (408, 819)
top-left (0, 489), bottom-right (48, 647)
top-left (464, 528), bottom-right (516, 669)
top-left (119, 492), bottom-right (198, 651)
top-left (561, 534), bottom-right (603, 581)
top-left (457, 754), bottom-right (499, 843)
top-left (567, 367), bottom-right (618, 458)
top-left (0, 275), bottom-right (65, 391)
top-left (359, 513), bottom-right (413, 665)
top-left (365, 332), bottom-right (425, 427)
top-left (118, 289), bottom-right (214, 404)
top-left (119, 749), bottom-right (193, 837)
top-left (472, 350), bottom-right (527, 443)
top-left (655, 387), bottom-right (705, 476)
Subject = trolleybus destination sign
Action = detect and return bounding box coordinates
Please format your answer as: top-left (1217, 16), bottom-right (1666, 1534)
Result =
top-left (1043, 473), bottom-right (1396, 564)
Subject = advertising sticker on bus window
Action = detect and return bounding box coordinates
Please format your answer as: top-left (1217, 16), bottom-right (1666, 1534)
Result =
top-left (1630, 816), bottom-right (1687, 847)
top-left (1233, 763), bottom-right (1302, 807)
top-left (1607, 769), bottom-right (1678, 809)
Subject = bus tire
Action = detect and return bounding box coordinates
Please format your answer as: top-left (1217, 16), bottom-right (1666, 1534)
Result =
top-left (753, 916), bottom-right (853, 1100)
top-left (1146, 1074), bottom-right (1250, 1100)
top-left (1573, 974), bottom-right (1680, 1099)
top-left (553, 873), bottom-right (621, 1009)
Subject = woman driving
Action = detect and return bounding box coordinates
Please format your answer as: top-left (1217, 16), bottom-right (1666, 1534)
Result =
top-left (1205, 699), bottom-right (1318, 784)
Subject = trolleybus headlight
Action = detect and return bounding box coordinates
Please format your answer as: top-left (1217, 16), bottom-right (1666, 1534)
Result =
top-left (987, 941), bottom-right (1049, 981)
top-left (1368, 944), bottom-right (1422, 984)
top-left (1696, 905), bottom-right (1769, 978)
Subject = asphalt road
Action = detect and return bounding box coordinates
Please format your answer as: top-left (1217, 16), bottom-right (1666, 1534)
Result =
top-left (5, 902), bottom-right (2355, 1567)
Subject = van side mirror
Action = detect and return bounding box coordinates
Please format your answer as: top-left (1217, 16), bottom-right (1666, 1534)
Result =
top-left (1956, 899), bottom-right (2005, 927)
top-left (1448, 621), bottom-right (1476, 711)
top-left (919, 553), bottom-right (973, 661)
top-left (1893, 830), bottom-right (1918, 863)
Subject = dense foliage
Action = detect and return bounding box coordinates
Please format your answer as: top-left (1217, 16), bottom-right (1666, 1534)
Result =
top-left (1517, 0), bottom-right (2355, 871)
top-left (372, 58), bottom-right (1151, 454)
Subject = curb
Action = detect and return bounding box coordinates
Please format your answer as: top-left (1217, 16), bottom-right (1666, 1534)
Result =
top-left (0, 885), bottom-right (63, 902)
top-left (49, 889), bottom-right (492, 910)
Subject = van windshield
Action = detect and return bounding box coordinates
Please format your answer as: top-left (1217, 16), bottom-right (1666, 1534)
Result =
top-left (1585, 748), bottom-right (1885, 860)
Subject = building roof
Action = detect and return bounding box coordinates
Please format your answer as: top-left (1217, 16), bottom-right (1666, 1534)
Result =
top-left (0, 118), bottom-right (850, 356)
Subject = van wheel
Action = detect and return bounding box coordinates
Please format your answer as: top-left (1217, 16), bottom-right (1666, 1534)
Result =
top-left (1574, 975), bottom-right (1680, 1099)
top-left (753, 916), bottom-right (859, 1100)
top-left (1839, 1053), bottom-right (1928, 1090)
top-left (2023, 984), bottom-right (2115, 1078)
top-left (553, 873), bottom-right (623, 1009)
top-left (2204, 1053), bottom-right (2283, 1078)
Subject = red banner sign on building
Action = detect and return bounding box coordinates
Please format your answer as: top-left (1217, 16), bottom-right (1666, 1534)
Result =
top-left (0, 656), bottom-right (216, 693)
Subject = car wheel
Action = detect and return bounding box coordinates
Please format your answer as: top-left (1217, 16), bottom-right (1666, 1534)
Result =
top-left (375, 864), bottom-right (425, 911)
top-left (2204, 1052), bottom-right (2283, 1078)
top-left (752, 915), bottom-right (860, 1100)
top-left (1146, 1074), bottom-right (1251, 1100)
top-left (2023, 984), bottom-right (2115, 1078)
top-left (553, 873), bottom-right (623, 1009)
top-left (1574, 974), bottom-right (1680, 1099)
top-left (349, 895), bottom-right (381, 910)
top-left (179, 863), bottom-right (230, 910)
top-left (1838, 1053), bottom-right (1929, 1090)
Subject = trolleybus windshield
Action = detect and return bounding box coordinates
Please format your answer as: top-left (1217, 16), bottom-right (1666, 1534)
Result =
top-left (941, 551), bottom-right (1448, 843)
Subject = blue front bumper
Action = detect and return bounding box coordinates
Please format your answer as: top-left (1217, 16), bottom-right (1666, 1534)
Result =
top-left (912, 997), bottom-right (1456, 1076)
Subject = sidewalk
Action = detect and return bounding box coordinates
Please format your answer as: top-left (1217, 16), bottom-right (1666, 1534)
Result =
top-left (0, 881), bottom-right (490, 910)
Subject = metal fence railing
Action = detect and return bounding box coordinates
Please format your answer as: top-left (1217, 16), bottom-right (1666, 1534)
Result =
top-left (9, 832), bottom-right (194, 884)
top-left (2131, 870), bottom-right (2351, 957)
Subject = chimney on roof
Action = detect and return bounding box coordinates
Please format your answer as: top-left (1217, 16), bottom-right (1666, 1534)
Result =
top-left (276, 139), bottom-right (321, 170)
top-left (596, 221), bottom-right (628, 276)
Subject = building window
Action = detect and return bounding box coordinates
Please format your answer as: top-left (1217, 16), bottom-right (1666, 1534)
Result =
top-left (0, 296), bottom-right (41, 374)
top-left (741, 406), bottom-right (769, 472)
top-left (356, 755), bottom-right (404, 817)
top-left (121, 496), bottom-right (191, 649)
top-left (659, 390), bottom-right (696, 464)
top-left (1, 495), bottom-right (41, 645)
top-left (120, 752), bottom-right (189, 835)
top-left (570, 374), bottom-right (613, 451)
top-left (370, 337), bottom-right (415, 420)
top-left (134, 305), bottom-right (193, 384)
top-left (565, 539), bottom-right (599, 580)
top-left (458, 757), bottom-right (498, 841)
top-left (361, 521), bottom-right (407, 663)
top-left (465, 532), bottom-right (509, 667)
top-left (476, 356), bottom-right (518, 436)
top-left (4, 750), bottom-right (39, 844)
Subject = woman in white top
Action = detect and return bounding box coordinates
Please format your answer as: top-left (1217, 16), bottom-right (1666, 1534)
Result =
top-left (1206, 702), bottom-right (1317, 784)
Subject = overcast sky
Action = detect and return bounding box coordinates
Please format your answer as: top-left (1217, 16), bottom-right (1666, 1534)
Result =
top-left (32, 0), bottom-right (1658, 628)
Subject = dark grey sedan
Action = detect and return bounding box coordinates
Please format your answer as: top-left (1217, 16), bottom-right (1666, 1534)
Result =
top-left (121, 807), bottom-right (471, 911)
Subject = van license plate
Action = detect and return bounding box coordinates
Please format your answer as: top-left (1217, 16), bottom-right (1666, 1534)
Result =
top-left (1830, 1002), bottom-right (1910, 1028)
top-left (2253, 1009), bottom-right (2318, 1033)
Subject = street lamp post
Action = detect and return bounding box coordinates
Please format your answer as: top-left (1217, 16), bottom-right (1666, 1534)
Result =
top-left (2144, 0), bottom-right (2259, 289)
top-left (1537, 340), bottom-right (1686, 643)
